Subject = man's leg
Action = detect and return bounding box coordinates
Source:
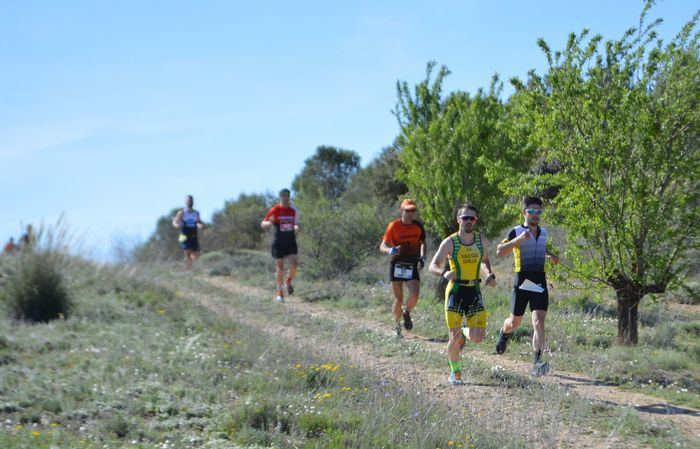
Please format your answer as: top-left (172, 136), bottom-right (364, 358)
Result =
top-left (391, 281), bottom-right (404, 334)
top-left (402, 279), bottom-right (420, 330)
top-left (447, 326), bottom-right (464, 385)
top-left (184, 250), bottom-right (193, 270)
top-left (503, 314), bottom-right (523, 333)
top-left (532, 309), bottom-right (547, 359)
top-left (274, 258), bottom-right (285, 299)
top-left (284, 254), bottom-right (298, 294)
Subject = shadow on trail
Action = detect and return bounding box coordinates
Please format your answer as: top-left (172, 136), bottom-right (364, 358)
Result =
top-left (634, 403), bottom-right (700, 417)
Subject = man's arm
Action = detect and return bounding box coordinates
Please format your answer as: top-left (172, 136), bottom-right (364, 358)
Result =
top-left (480, 236), bottom-right (496, 287)
top-left (545, 240), bottom-right (560, 264)
top-left (380, 240), bottom-right (397, 256)
top-left (496, 230), bottom-right (528, 257)
top-left (261, 210), bottom-right (274, 230)
top-left (429, 238), bottom-right (454, 279)
top-left (172, 210), bottom-right (183, 229)
top-left (417, 241), bottom-right (427, 269)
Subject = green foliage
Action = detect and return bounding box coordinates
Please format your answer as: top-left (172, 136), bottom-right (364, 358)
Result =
top-left (5, 251), bottom-right (72, 323)
top-left (203, 192), bottom-right (274, 251)
top-left (343, 144), bottom-right (408, 206)
top-left (292, 146), bottom-right (361, 203)
top-left (297, 198), bottom-right (386, 279)
top-left (518, 5), bottom-right (700, 343)
top-left (395, 66), bottom-right (529, 237)
top-left (133, 207), bottom-right (182, 261)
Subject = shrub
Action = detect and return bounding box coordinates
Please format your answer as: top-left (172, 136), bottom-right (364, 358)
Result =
top-left (6, 251), bottom-right (72, 322)
top-left (297, 199), bottom-right (387, 280)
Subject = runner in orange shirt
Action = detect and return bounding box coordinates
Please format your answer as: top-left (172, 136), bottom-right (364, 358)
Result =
top-left (380, 199), bottom-right (426, 337)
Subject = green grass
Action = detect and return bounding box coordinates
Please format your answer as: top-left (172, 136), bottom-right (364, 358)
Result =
top-left (0, 259), bottom-right (518, 448)
top-left (200, 250), bottom-right (700, 410)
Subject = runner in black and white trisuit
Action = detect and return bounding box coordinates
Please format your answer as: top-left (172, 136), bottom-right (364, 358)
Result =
top-left (172, 195), bottom-right (204, 270)
top-left (261, 189), bottom-right (300, 303)
top-left (495, 196), bottom-right (560, 376)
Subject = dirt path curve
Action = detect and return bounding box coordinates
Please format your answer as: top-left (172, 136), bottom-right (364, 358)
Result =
top-left (183, 275), bottom-right (698, 447)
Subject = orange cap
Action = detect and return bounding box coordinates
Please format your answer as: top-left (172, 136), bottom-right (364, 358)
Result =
top-left (400, 199), bottom-right (418, 210)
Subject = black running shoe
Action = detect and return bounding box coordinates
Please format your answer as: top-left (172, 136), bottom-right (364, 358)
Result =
top-left (285, 281), bottom-right (294, 296)
top-left (531, 361), bottom-right (550, 377)
top-left (402, 307), bottom-right (413, 330)
top-left (495, 329), bottom-right (510, 354)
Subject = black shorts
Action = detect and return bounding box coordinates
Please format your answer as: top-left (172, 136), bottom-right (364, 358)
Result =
top-left (271, 240), bottom-right (298, 259)
top-left (180, 236), bottom-right (199, 252)
top-left (511, 272), bottom-right (549, 316)
top-left (389, 261), bottom-right (420, 282)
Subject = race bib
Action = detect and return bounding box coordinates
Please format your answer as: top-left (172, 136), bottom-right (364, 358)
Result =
top-left (393, 263), bottom-right (414, 280)
top-left (280, 222), bottom-right (294, 232)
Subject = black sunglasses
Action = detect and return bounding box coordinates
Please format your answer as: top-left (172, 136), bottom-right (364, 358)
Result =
top-left (459, 215), bottom-right (477, 222)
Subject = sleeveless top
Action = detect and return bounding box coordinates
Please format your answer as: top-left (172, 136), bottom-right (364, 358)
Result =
top-left (181, 209), bottom-right (200, 238)
top-left (447, 232), bottom-right (483, 281)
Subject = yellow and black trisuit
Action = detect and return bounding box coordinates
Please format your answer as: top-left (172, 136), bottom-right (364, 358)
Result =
top-left (444, 232), bottom-right (488, 329)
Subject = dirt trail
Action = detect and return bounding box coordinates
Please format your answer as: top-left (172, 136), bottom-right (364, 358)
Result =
top-left (180, 275), bottom-right (699, 447)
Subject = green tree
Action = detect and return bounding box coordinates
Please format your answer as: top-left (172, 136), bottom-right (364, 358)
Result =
top-left (521, 5), bottom-right (699, 344)
top-left (134, 208), bottom-right (182, 261)
top-left (292, 146), bottom-right (361, 203)
top-left (395, 66), bottom-right (529, 238)
top-left (343, 144), bottom-right (408, 207)
top-left (203, 193), bottom-right (274, 251)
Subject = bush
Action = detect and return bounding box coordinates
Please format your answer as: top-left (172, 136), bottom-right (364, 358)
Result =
top-left (297, 199), bottom-right (388, 280)
top-left (5, 251), bottom-right (72, 322)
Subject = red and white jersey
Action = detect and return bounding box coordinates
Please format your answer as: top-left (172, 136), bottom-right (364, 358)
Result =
top-left (264, 204), bottom-right (299, 242)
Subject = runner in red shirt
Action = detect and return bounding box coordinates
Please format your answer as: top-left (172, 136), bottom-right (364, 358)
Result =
top-left (261, 189), bottom-right (300, 302)
top-left (380, 199), bottom-right (426, 336)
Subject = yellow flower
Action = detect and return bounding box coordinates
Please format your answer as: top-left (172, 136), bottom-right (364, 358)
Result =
top-left (323, 393), bottom-right (333, 398)
top-left (157, 309), bottom-right (167, 315)
top-left (341, 386), bottom-right (353, 391)
top-left (448, 441), bottom-right (454, 446)
top-left (50, 423), bottom-right (59, 428)
top-left (32, 430), bottom-right (41, 436)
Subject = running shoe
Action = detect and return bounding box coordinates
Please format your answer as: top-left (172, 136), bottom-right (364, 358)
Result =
top-left (495, 329), bottom-right (510, 354)
top-left (275, 290), bottom-right (285, 303)
top-left (395, 322), bottom-right (403, 338)
top-left (448, 371), bottom-right (463, 386)
top-left (402, 307), bottom-right (413, 330)
top-left (531, 361), bottom-right (550, 377)
top-left (285, 279), bottom-right (294, 296)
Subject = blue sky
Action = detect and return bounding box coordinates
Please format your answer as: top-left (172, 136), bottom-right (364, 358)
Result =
top-left (2, 1), bottom-right (697, 259)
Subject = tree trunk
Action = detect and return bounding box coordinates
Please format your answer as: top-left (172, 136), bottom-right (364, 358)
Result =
top-left (616, 290), bottom-right (640, 346)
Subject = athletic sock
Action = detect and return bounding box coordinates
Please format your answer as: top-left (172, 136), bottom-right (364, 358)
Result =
top-left (449, 360), bottom-right (461, 373)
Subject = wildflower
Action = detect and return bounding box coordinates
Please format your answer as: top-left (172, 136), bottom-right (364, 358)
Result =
top-left (50, 423), bottom-right (59, 428)
top-left (157, 309), bottom-right (167, 315)
top-left (448, 441), bottom-right (455, 446)
top-left (32, 430), bottom-right (41, 436)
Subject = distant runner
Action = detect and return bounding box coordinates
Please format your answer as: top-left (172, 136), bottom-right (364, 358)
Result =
top-left (172, 195), bottom-right (204, 270)
top-left (495, 196), bottom-right (559, 376)
top-left (380, 199), bottom-right (426, 337)
top-left (261, 188), bottom-right (300, 303)
top-left (3, 237), bottom-right (17, 254)
top-left (429, 204), bottom-right (496, 386)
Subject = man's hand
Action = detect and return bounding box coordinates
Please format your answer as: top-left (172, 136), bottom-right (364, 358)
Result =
top-left (443, 270), bottom-right (456, 281)
top-left (547, 254), bottom-right (560, 264)
top-left (485, 273), bottom-right (496, 287)
top-left (518, 230), bottom-right (532, 242)
top-left (388, 245), bottom-right (401, 257)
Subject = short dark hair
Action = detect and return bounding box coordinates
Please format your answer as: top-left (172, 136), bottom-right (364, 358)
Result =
top-left (457, 204), bottom-right (479, 216)
top-left (279, 188), bottom-right (291, 196)
top-left (523, 196), bottom-right (542, 209)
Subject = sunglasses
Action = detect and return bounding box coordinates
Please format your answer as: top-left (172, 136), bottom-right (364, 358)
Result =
top-left (460, 215), bottom-right (477, 222)
top-left (404, 209), bottom-right (417, 213)
top-left (525, 209), bottom-right (543, 215)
